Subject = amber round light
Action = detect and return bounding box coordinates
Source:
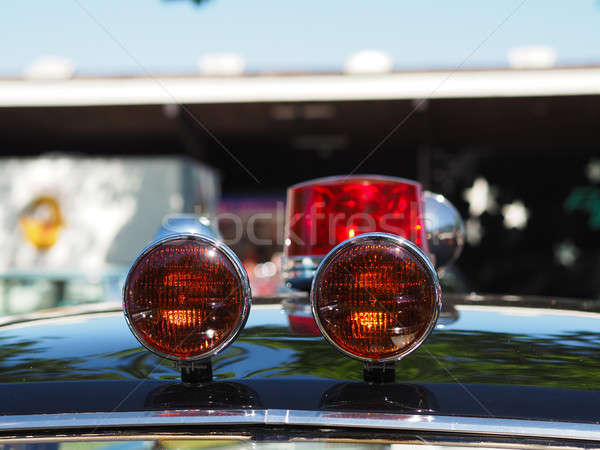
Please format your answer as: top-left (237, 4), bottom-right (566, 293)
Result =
top-left (311, 233), bottom-right (440, 362)
top-left (124, 236), bottom-right (251, 361)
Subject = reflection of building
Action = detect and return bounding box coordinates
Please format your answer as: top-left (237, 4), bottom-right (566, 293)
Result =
top-left (1, 66), bottom-right (600, 298)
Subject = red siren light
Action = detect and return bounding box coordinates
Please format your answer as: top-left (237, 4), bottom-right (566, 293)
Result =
top-left (283, 176), bottom-right (428, 288)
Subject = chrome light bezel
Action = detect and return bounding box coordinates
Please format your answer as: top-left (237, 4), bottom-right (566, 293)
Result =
top-left (122, 233), bottom-right (252, 363)
top-left (310, 232), bottom-right (441, 363)
top-left (423, 191), bottom-right (465, 270)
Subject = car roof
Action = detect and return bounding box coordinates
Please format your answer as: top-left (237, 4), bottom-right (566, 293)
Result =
top-left (0, 294), bottom-right (599, 443)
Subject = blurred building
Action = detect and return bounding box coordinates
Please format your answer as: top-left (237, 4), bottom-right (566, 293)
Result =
top-left (1, 66), bottom-right (600, 299)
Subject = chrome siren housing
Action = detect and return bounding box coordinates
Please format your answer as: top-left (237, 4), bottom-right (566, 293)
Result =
top-left (423, 191), bottom-right (465, 270)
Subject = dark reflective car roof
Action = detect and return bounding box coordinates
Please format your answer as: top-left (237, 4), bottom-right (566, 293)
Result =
top-left (1, 294), bottom-right (599, 423)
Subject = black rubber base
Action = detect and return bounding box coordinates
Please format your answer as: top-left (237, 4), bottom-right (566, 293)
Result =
top-left (363, 361), bottom-right (396, 383)
top-left (180, 360), bottom-right (213, 385)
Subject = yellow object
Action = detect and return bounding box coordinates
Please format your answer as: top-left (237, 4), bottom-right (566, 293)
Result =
top-left (19, 196), bottom-right (64, 250)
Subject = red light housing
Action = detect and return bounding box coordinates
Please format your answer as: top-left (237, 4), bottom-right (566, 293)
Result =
top-left (283, 176), bottom-right (427, 288)
top-left (285, 175), bottom-right (427, 258)
top-left (123, 235), bottom-right (251, 362)
top-left (311, 233), bottom-right (441, 362)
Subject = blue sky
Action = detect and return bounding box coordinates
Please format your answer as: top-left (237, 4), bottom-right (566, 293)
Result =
top-left (2, 0), bottom-right (600, 75)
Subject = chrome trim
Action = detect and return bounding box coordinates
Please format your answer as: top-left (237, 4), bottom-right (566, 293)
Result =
top-left (282, 255), bottom-right (322, 285)
top-left (0, 410), bottom-right (599, 441)
top-left (153, 214), bottom-right (220, 243)
top-left (423, 191), bottom-right (465, 269)
top-left (122, 233), bottom-right (252, 363)
top-left (310, 232), bottom-right (442, 363)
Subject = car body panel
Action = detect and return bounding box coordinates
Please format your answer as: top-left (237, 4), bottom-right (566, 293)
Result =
top-left (0, 294), bottom-right (599, 426)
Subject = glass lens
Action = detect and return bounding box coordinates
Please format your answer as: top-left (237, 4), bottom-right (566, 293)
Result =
top-left (313, 237), bottom-right (438, 361)
top-left (124, 238), bottom-right (246, 359)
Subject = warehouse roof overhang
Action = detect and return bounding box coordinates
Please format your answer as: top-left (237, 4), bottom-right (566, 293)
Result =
top-left (1, 66), bottom-right (600, 175)
top-left (2, 66), bottom-right (600, 107)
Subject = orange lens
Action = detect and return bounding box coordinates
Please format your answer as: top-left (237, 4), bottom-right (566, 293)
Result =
top-left (124, 237), bottom-right (250, 360)
top-left (311, 234), bottom-right (440, 361)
